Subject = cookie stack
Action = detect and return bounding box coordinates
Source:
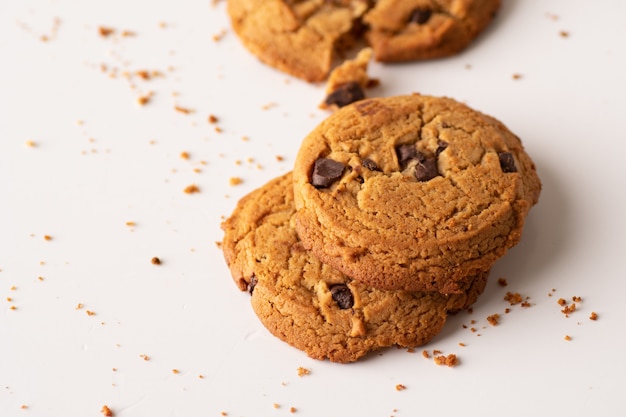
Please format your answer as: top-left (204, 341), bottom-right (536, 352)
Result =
top-left (221, 94), bottom-right (541, 363)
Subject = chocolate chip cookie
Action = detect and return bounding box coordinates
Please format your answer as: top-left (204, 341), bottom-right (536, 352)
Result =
top-left (227, 1), bottom-right (501, 81)
top-left (221, 172), bottom-right (488, 363)
top-left (292, 94), bottom-right (541, 294)
top-left (364, 0), bottom-right (501, 62)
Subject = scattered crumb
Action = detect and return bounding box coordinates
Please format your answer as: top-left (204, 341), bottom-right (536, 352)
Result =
top-left (86, 310), bottom-right (96, 316)
top-left (75, 303), bottom-right (84, 310)
top-left (98, 26), bottom-right (115, 37)
top-left (220, 412), bottom-right (228, 416)
top-left (557, 298), bottom-right (567, 306)
top-left (136, 94), bottom-right (152, 106)
top-left (458, 342), bottom-right (466, 347)
top-left (290, 407), bottom-right (297, 413)
top-left (172, 369), bottom-right (180, 374)
top-left (43, 235), bottom-right (52, 241)
top-left (208, 114), bottom-right (218, 124)
top-left (434, 354), bottom-right (459, 367)
top-left (561, 303), bottom-right (576, 317)
top-left (174, 105), bottom-right (193, 114)
top-left (125, 221), bottom-right (136, 227)
top-left (432, 349), bottom-right (442, 355)
top-left (589, 312), bottom-right (598, 321)
top-left (183, 184), bottom-right (200, 194)
top-left (276, 155), bottom-right (284, 162)
top-left (395, 384), bottom-right (406, 391)
top-left (273, 403), bottom-right (280, 409)
top-left (497, 277), bottom-right (508, 287)
top-left (151, 257), bottom-right (161, 265)
top-left (564, 335), bottom-right (572, 341)
top-left (559, 30), bottom-right (569, 38)
top-left (504, 291), bottom-right (525, 306)
top-left (487, 313), bottom-right (500, 326)
top-left (10, 305), bottom-right (17, 311)
top-left (297, 367), bottom-right (310, 377)
top-left (198, 374), bottom-right (204, 379)
top-left (180, 151), bottom-right (190, 160)
top-left (573, 296), bottom-right (582, 302)
top-left (512, 73), bottom-right (522, 80)
top-left (261, 102), bottom-right (277, 110)
top-left (101, 405), bottom-right (113, 416)
top-left (21, 404), bottom-right (28, 409)
top-left (229, 177), bottom-right (242, 186)
top-left (212, 29), bottom-right (227, 42)
top-left (24, 140), bottom-right (37, 148)
top-left (139, 354), bottom-right (150, 361)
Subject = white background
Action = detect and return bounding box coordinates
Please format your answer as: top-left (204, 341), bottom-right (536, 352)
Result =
top-left (2, 1), bottom-right (626, 416)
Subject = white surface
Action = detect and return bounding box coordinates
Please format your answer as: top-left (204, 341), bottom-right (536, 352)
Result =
top-left (1, 1), bottom-right (625, 416)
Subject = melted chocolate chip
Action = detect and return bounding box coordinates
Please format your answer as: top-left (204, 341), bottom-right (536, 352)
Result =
top-left (324, 81), bottom-right (365, 108)
top-left (247, 274), bottom-right (258, 295)
top-left (311, 158), bottom-right (345, 188)
top-left (362, 158), bottom-right (379, 171)
top-left (410, 8), bottom-right (432, 24)
top-left (396, 144), bottom-right (423, 169)
top-left (435, 140), bottom-right (448, 156)
top-left (498, 152), bottom-right (517, 173)
top-left (415, 157), bottom-right (439, 181)
top-left (330, 284), bottom-right (354, 309)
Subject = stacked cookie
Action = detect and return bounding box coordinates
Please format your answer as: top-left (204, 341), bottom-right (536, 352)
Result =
top-left (227, 0), bottom-right (502, 82)
top-left (221, 94), bottom-right (541, 363)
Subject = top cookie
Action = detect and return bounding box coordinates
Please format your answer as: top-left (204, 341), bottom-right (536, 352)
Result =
top-left (364, 0), bottom-right (501, 62)
top-left (293, 94), bottom-right (541, 293)
top-left (222, 172), bottom-right (487, 363)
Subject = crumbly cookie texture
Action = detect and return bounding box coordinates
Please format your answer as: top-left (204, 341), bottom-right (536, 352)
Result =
top-left (221, 173), bottom-right (488, 363)
top-left (364, 0), bottom-right (501, 62)
top-left (227, 0), bottom-right (369, 82)
top-left (293, 94), bottom-right (541, 293)
top-left (227, 0), bottom-right (501, 81)
top-left (320, 47), bottom-right (377, 110)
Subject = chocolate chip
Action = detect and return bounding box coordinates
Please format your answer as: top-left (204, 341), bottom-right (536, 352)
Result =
top-left (247, 274), bottom-right (258, 295)
top-left (410, 8), bottom-right (432, 24)
top-left (415, 157), bottom-right (439, 181)
top-left (362, 158), bottom-right (379, 171)
top-left (311, 158), bottom-right (345, 188)
top-left (498, 152), bottom-right (517, 173)
top-left (324, 81), bottom-right (365, 108)
top-left (330, 284), bottom-right (354, 309)
top-left (435, 140), bottom-right (448, 156)
top-left (396, 144), bottom-right (423, 169)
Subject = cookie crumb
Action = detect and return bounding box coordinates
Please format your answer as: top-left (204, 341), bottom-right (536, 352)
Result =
top-left (151, 257), bottom-right (161, 265)
top-left (172, 369), bottom-right (180, 374)
top-left (289, 407), bottom-right (297, 413)
top-left (229, 177), bottom-right (242, 186)
top-left (512, 73), bottom-right (522, 80)
top-left (497, 277), bottom-right (508, 287)
top-left (564, 335), bottom-right (572, 341)
top-left (297, 367), bottom-right (310, 377)
top-left (183, 184), bottom-right (200, 194)
top-left (20, 404), bottom-right (28, 409)
top-left (487, 313), bottom-right (500, 326)
top-left (208, 114), bottom-right (218, 124)
top-left (422, 350), bottom-right (429, 359)
top-left (174, 105), bottom-right (193, 114)
top-left (561, 303), bottom-right (576, 317)
top-left (86, 310), bottom-right (96, 316)
top-left (98, 26), bottom-right (115, 37)
top-left (589, 312), bottom-right (598, 321)
top-left (139, 354), bottom-right (150, 361)
top-left (125, 221), bottom-right (136, 227)
top-left (180, 151), bottom-right (190, 160)
top-left (273, 403), bottom-right (280, 409)
top-left (136, 94), bottom-right (151, 106)
top-left (559, 30), bottom-right (569, 38)
top-left (25, 140), bottom-right (37, 148)
top-left (101, 405), bottom-right (113, 416)
top-left (504, 291), bottom-right (522, 305)
top-left (434, 354), bottom-right (459, 367)
top-left (43, 235), bottom-right (52, 241)
top-left (395, 384), bottom-right (406, 391)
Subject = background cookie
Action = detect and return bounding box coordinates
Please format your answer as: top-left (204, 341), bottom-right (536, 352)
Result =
top-left (222, 173), bottom-right (487, 363)
top-left (227, 0), bottom-right (368, 82)
top-left (364, 0), bottom-right (501, 62)
top-left (293, 94), bottom-right (541, 293)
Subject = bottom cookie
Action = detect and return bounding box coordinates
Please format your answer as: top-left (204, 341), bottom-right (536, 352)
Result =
top-left (221, 173), bottom-right (488, 363)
